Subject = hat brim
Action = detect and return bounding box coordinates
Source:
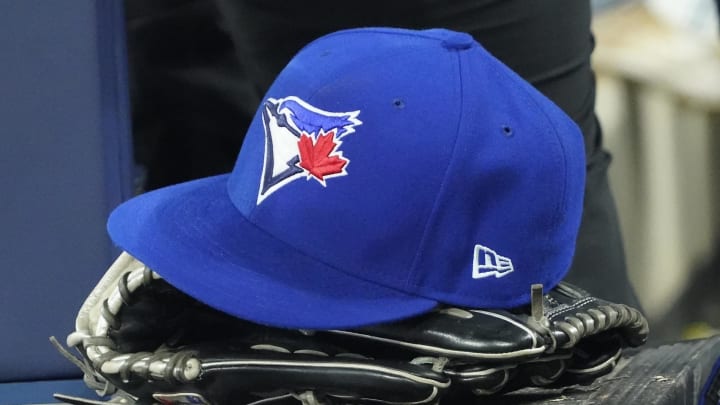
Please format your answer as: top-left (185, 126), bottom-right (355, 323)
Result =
top-left (107, 174), bottom-right (437, 329)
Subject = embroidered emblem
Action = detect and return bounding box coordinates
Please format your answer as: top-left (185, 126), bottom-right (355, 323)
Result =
top-left (257, 96), bottom-right (361, 204)
top-left (472, 244), bottom-right (514, 279)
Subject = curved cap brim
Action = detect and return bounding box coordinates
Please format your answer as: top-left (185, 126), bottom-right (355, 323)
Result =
top-left (107, 174), bottom-right (437, 329)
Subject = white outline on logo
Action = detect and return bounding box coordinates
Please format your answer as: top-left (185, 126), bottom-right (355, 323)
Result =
top-left (472, 244), bottom-right (514, 279)
top-left (275, 96), bottom-right (362, 140)
top-left (257, 96), bottom-right (361, 205)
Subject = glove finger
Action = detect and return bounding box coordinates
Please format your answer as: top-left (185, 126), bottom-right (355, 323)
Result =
top-left (547, 282), bottom-right (649, 350)
top-left (325, 306), bottom-right (546, 362)
top-left (564, 333), bottom-right (623, 381)
top-left (97, 347), bottom-right (450, 405)
top-left (444, 364), bottom-right (514, 395)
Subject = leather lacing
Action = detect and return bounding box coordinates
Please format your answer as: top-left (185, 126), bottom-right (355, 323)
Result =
top-left (550, 303), bottom-right (648, 350)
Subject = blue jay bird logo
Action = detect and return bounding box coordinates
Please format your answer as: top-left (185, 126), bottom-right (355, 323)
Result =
top-left (257, 96), bottom-right (362, 204)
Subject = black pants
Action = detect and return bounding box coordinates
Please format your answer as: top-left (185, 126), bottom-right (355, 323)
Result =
top-left (126, 0), bottom-right (641, 308)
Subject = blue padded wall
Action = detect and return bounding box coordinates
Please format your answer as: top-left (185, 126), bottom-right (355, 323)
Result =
top-left (0, 0), bottom-right (132, 382)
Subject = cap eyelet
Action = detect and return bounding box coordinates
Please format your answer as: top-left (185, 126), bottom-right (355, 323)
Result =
top-left (501, 125), bottom-right (513, 137)
top-left (393, 98), bottom-right (405, 109)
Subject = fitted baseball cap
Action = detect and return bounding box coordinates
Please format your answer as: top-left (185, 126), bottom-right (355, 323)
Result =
top-left (108, 28), bottom-right (585, 329)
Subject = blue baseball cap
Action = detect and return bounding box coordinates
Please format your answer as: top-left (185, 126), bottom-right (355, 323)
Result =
top-left (108, 28), bottom-right (585, 329)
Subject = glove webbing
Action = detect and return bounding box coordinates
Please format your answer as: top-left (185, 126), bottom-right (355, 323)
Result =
top-left (65, 265), bottom-right (202, 388)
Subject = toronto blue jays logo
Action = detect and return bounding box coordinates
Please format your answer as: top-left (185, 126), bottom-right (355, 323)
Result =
top-left (257, 96), bottom-right (362, 204)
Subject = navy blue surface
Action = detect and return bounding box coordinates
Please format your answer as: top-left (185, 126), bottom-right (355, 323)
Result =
top-left (0, 0), bottom-right (132, 382)
top-left (700, 354), bottom-right (720, 405)
top-left (0, 379), bottom-right (96, 405)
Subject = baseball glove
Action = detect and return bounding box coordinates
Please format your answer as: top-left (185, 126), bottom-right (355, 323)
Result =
top-left (52, 252), bottom-right (648, 405)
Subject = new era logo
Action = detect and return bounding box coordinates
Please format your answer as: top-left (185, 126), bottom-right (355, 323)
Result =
top-left (472, 244), bottom-right (514, 279)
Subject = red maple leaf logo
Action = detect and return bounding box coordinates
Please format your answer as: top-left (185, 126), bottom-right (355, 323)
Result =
top-left (297, 130), bottom-right (349, 184)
